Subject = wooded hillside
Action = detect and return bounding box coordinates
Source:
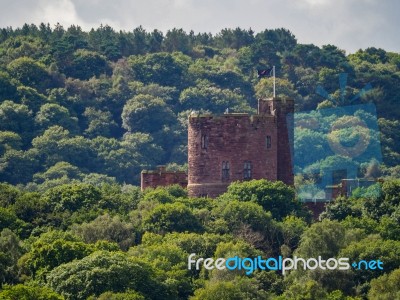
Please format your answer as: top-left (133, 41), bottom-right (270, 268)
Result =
top-left (0, 24), bottom-right (399, 187)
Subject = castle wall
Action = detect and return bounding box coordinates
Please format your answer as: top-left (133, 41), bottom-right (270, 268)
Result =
top-left (273, 99), bottom-right (294, 185)
top-left (140, 98), bottom-right (294, 199)
top-left (258, 98), bottom-right (294, 184)
top-left (187, 111), bottom-right (279, 198)
top-left (141, 166), bottom-right (187, 190)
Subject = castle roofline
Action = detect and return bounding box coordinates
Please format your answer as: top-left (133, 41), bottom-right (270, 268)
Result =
top-left (259, 97), bottom-right (294, 101)
top-left (189, 112), bottom-right (249, 118)
top-left (141, 165), bottom-right (186, 175)
top-left (141, 170), bottom-right (187, 174)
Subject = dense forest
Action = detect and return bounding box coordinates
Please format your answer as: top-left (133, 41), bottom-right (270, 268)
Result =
top-left (0, 23), bottom-right (399, 299)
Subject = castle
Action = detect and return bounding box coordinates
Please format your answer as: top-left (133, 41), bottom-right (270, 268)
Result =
top-left (141, 98), bottom-right (294, 198)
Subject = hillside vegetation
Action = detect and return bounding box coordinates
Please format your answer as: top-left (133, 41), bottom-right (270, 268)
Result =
top-left (0, 24), bottom-right (399, 299)
top-left (0, 24), bottom-right (399, 187)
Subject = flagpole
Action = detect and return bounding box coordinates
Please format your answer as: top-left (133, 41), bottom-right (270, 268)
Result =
top-left (273, 66), bottom-right (276, 98)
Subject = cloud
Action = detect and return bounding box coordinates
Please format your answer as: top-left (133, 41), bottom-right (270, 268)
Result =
top-left (0, 0), bottom-right (399, 53)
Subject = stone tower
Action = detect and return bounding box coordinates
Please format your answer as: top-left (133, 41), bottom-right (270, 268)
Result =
top-left (187, 98), bottom-right (294, 198)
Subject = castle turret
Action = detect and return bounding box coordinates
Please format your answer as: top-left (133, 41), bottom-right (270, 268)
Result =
top-left (267, 98), bottom-right (294, 185)
top-left (187, 98), bottom-right (294, 198)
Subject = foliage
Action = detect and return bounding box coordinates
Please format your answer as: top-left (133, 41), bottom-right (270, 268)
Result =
top-left (142, 202), bottom-right (203, 234)
top-left (0, 25), bottom-right (398, 187)
top-left (122, 94), bottom-right (175, 133)
top-left (191, 276), bottom-right (268, 300)
top-left (70, 214), bottom-right (136, 251)
top-left (41, 183), bottom-right (101, 212)
top-left (295, 219), bottom-right (346, 258)
top-left (94, 291), bottom-right (145, 300)
top-left (7, 57), bottom-right (51, 92)
top-left (0, 23), bottom-right (398, 299)
top-left (339, 236), bottom-right (400, 283)
top-left (0, 229), bottom-right (24, 284)
top-left (46, 251), bottom-right (167, 300)
top-left (220, 179), bottom-right (301, 220)
top-left (20, 230), bottom-right (94, 279)
top-left (278, 279), bottom-right (328, 300)
top-left (368, 268), bottom-right (400, 300)
top-left (0, 284), bottom-right (63, 300)
top-left (213, 200), bottom-right (272, 232)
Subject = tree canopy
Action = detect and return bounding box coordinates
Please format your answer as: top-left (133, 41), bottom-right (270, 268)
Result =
top-left (0, 23), bottom-right (398, 299)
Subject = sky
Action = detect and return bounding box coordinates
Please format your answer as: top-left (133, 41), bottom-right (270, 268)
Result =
top-left (1, 0), bottom-right (399, 54)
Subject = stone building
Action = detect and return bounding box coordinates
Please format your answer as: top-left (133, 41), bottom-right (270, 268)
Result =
top-left (141, 165), bottom-right (187, 190)
top-left (187, 97), bottom-right (294, 197)
top-left (141, 97), bottom-right (294, 197)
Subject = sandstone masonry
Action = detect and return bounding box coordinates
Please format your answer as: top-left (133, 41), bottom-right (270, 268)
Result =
top-left (141, 98), bottom-right (294, 198)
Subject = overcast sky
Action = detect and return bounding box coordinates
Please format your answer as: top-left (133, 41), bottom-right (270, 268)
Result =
top-left (1, 0), bottom-right (399, 53)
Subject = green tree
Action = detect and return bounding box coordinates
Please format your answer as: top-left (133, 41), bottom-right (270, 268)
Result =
top-left (66, 49), bottom-right (109, 80)
top-left (17, 86), bottom-right (48, 112)
top-left (191, 276), bottom-right (267, 300)
top-left (321, 197), bottom-right (362, 221)
top-left (349, 47), bottom-right (389, 65)
top-left (46, 251), bottom-right (167, 300)
top-left (214, 27), bottom-right (254, 49)
top-left (340, 236), bottom-right (400, 283)
top-left (279, 216), bottom-right (308, 254)
top-left (7, 57), bottom-right (51, 92)
top-left (35, 103), bottom-right (78, 133)
top-left (12, 191), bottom-right (46, 224)
top-left (56, 136), bottom-right (95, 169)
top-left (295, 219), bottom-right (346, 258)
top-left (214, 200), bottom-right (272, 232)
top-left (0, 182), bottom-right (20, 207)
top-left (255, 77), bottom-right (299, 99)
top-left (221, 179), bottom-right (300, 220)
top-left (142, 202), bottom-right (203, 234)
top-left (143, 231), bottom-right (230, 258)
top-left (0, 208), bottom-right (26, 235)
top-left (33, 161), bottom-right (83, 184)
top-left (148, 29), bottom-right (164, 53)
top-left (95, 291), bottom-right (145, 300)
top-left (142, 188), bottom-right (176, 204)
top-left (130, 242), bottom-right (192, 299)
top-left (294, 128), bottom-right (330, 169)
top-left (83, 107), bottom-right (117, 138)
top-left (378, 118), bottom-right (400, 166)
top-left (368, 268), bottom-right (400, 300)
top-left (0, 229), bottom-right (24, 284)
top-left (41, 183), bottom-right (101, 213)
top-left (163, 28), bottom-right (190, 54)
top-left (279, 279), bottom-right (327, 300)
top-left (31, 126), bottom-right (70, 167)
top-left (20, 230), bottom-right (94, 278)
top-left (121, 94), bottom-right (175, 133)
top-left (0, 131), bottom-right (22, 156)
top-left (0, 284), bottom-right (63, 300)
top-left (71, 214), bottom-right (136, 251)
top-left (0, 149), bottom-right (38, 184)
top-left (128, 52), bottom-right (189, 87)
top-left (0, 100), bottom-right (32, 140)
top-left (0, 71), bottom-right (17, 101)
top-left (179, 81), bottom-right (250, 113)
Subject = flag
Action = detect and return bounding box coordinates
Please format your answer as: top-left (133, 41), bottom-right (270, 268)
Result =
top-left (257, 68), bottom-right (273, 78)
